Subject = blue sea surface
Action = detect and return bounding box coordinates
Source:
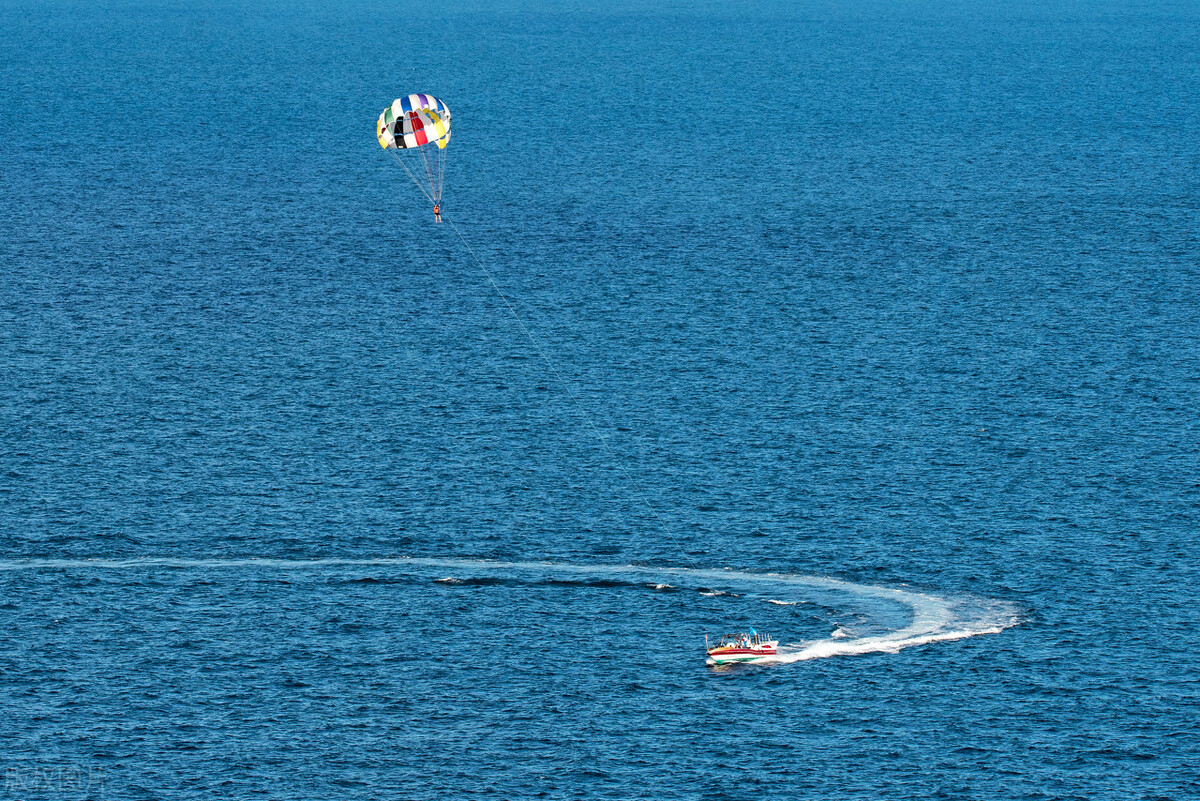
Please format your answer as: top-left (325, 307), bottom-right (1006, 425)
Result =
top-left (2, 0), bottom-right (1198, 798)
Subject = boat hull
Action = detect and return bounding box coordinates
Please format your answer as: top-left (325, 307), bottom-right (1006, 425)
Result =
top-left (705, 642), bottom-right (778, 666)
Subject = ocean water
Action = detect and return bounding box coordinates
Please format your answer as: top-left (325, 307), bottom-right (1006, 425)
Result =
top-left (2, 0), bottom-right (1198, 798)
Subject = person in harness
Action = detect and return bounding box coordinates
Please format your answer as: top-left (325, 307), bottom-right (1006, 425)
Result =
top-left (433, 203), bottom-right (442, 223)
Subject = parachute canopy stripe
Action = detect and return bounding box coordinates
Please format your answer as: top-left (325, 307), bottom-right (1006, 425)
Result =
top-left (394, 93), bottom-right (448, 118)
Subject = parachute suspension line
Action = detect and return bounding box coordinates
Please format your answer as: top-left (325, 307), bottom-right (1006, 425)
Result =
top-left (441, 215), bottom-right (692, 565)
top-left (417, 142), bottom-right (438, 204)
top-left (388, 149), bottom-right (436, 206)
top-left (435, 147), bottom-right (447, 205)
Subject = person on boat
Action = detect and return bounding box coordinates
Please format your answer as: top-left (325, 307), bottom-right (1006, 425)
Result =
top-left (433, 203), bottom-right (442, 223)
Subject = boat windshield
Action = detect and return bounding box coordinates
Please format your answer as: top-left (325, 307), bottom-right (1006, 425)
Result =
top-left (714, 632), bottom-right (768, 648)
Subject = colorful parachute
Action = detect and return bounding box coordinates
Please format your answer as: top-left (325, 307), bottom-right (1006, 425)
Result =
top-left (377, 94), bottom-right (451, 214)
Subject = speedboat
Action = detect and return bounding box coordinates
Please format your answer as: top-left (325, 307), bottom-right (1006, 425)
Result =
top-left (705, 630), bottom-right (778, 666)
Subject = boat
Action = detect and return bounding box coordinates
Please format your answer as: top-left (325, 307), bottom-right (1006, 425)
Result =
top-left (705, 629), bottom-right (778, 665)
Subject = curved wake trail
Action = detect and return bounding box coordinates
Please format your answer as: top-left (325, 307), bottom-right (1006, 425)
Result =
top-left (0, 556), bottom-right (1022, 663)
